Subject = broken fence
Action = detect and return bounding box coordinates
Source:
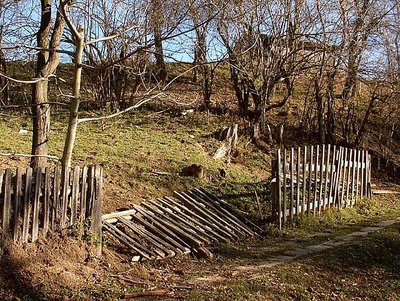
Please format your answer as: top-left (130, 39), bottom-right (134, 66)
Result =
top-left (272, 144), bottom-right (372, 228)
top-left (102, 188), bottom-right (260, 261)
top-left (0, 165), bottom-right (102, 249)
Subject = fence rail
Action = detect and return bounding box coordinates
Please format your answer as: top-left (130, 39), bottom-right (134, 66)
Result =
top-left (272, 144), bottom-right (371, 228)
top-left (0, 165), bottom-right (102, 248)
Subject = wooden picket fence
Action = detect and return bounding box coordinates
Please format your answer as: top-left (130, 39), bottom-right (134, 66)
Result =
top-left (0, 165), bottom-right (103, 249)
top-left (272, 144), bottom-right (372, 229)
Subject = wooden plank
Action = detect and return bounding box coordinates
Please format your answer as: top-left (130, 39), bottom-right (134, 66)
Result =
top-left (52, 166), bottom-right (60, 230)
top-left (368, 154), bottom-right (372, 197)
top-left (313, 145), bottom-right (319, 215)
top-left (13, 168), bottom-right (23, 242)
top-left (360, 150), bottom-right (365, 197)
top-left (164, 196), bottom-right (234, 240)
top-left (307, 145), bottom-right (313, 214)
top-left (175, 191), bottom-right (242, 239)
top-left (142, 201), bottom-right (209, 246)
top-left (296, 146), bottom-right (300, 216)
top-left (328, 145), bottom-right (337, 208)
top-left (289, 147), bottom-right (294, 219)
top-left (119, 217), bottom-right (176, 256)
top-left (351, 149), bottom-right (356, 206)
top-left (86, 166), bottom-right (95, 217)
top-left (2, 169), bottom-right (12, 238)
top-left (150, 199), bottom-right (217, 243)
top-left (133, 205), bottom-right (193, 250)
top-left (340, 148), bottom-right (348, 208)
top-left (70, 166), bottom-right (80, 226)
top-left (32, 167), bottom-right (42, 242)
top-left (188, 190), bottom-right (254, 236)
top-left (60, 168), bottom-right (70, 229)
top-left (103, 221), bottom-right (155, 260)
top-left (43, 167), bottom-right (51, 237)
top-left (332, 147), bottom-right (342, 207)
top-left (91, 166), bottom-right (103, 256)
top-left (276, 150), bottom-right (282, 228)
top-left (22, 168), bottom-right (33, 243)
top-left (336, 147), bottom-right (345, 208)
top-left (128, 209), bottom-right (190, 254)
top-left (302, 145), bottom-right (307, 214)
top-left (117, 217), bottom-right (174, 258)
top-left (282, 148), bottom-right (287, 222)
top-left (345, 148), bottom-right (352, 207)
top-left (197, 188), bottom-right (263, 233)
top-left (318, 144), bottom-right (325, 213)
top-left (80, 165), bottom-right (88, 221)
top-left (355, 149), bottom-right (361, 200)
top-left (323, 144), bottom-right (331, 210)
top-left (158, 197), bottom-right (227, 243)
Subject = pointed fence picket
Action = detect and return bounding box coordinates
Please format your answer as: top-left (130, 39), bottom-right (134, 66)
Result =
top-left (0, 165), bottom-right (103, 250)
top-left (272, 144), bottom-right (372, 228)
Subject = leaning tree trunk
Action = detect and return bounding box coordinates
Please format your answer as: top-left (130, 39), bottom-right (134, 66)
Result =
top-left (61, 28), bottom-right (84, 173)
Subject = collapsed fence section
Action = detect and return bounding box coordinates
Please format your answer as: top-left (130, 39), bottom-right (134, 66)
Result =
top-left (272, 144), bottom-right (372, 228)
top-left (0, 165), bottom-right (102, 249)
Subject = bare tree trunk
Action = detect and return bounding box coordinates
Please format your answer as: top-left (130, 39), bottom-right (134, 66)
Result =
top-left (151, 0), bottom-right (167, 81)
top-left (31, 0), bottom-right (69, 168)
top-left (61, 28), bottom-right (84, 172)
top-left (31, 0), bottom-right (52, 168)
top-left (0, 27), bottom-right (9, 104)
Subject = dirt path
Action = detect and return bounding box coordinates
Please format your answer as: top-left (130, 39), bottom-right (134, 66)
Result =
top-left (188, 217), bottom-right (400, 285)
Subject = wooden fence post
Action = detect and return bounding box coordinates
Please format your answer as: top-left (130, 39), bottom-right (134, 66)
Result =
top-left (91, 165), bottom-right (103, 256)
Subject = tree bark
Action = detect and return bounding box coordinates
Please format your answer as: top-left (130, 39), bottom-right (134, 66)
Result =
top-left (61, 28), bottom-right (84, 172)
top-left (31, 0), bottom-right (69, 168)
top-left (151, 0), bottom-right (167, 81)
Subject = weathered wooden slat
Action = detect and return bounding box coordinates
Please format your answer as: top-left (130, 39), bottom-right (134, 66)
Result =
top-left (312, 145), bottom-right (319, 215)
top-left (118, 217), bottom-right (176, 257)
top-left (174, 191), bottom-right (242, 239)
top-left (32, 167), bottom-right (42, 242)
top-left (43, 167), bottom-right (51, 237)
top-left (163, 196), bottom-right (234, 240)
top-left (277, 149), bottom-right (283, 227)
top-left (139, 202), bottom-right (204, 249)
top-left (355, 149), bottom-right (361, 199)
top-left (289, 148), bottom-right (294, 219)
top-left (70, 166), bottom-right (80, 226)
top-left (2, 169), bottom-right (12, 238)
top-left (103, 221), bottom-right (155, 260)
top-left (197, 188), bottom-right (263, 233)
top-left (351, 149), bottom-right (356, 205)
top-left (52, 166), bottom-right (60, 230)
top-left (327, 145), bottom-right (337, 209)
top-left (13, 168), bottom-right (23, 242)
top-left (61, 168), bottom-right (70, 229)
top-left (142, 201), bottom-right (210, 245)
top-left (307, 145), bottom-right (313, 214)
top-left (158, 197), bottom-right (229, 243)
top-left (188, 189), bottom-right (255, 236)
top-left (149, 199), bottom-right (217, 243)
top-left (323, 144), bottom-right (331, 210)
top-left (133, 205), bottom-right (192, 251)
top-left (302, 145), bottom-right (307, 214)
top-left (296, 147), bottom-right (300, 216)
top-left (80, 166), bottom-right (88, 221)
top-left (22, 168), bottom-right (33, 243)
top-left (340, 148), bottom-right (348, 208)
top-left (282, 148), bottom-right (288, 221)
top-left (345, 148), bottom-right (352, 207)
top-left (92, 166), bottom-right (103, 256)
top-left (360, 150), bottom-right (365, 197)
top-left (318, 145), bottom-right (325, 213)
